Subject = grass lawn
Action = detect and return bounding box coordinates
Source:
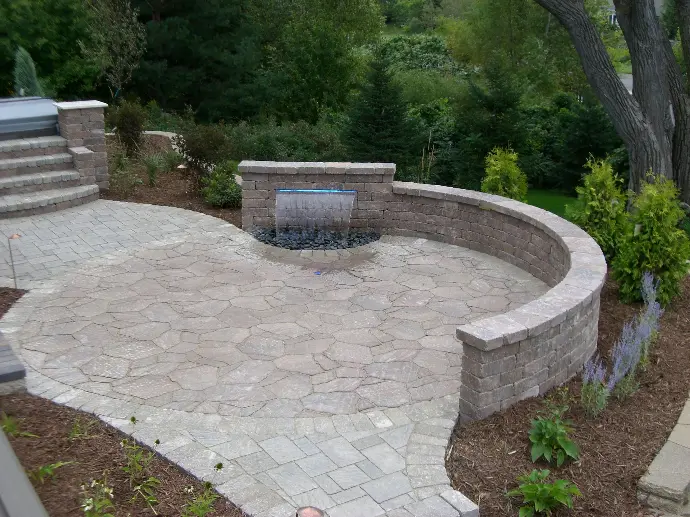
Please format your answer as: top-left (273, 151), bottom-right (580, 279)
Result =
top-left (526, 189), bottom-right (575, 218)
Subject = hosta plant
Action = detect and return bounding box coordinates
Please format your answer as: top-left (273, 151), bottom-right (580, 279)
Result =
top-left (507, 469), bottom-right (581, 517)
top-left (529, 400), bottom-right (579, 467)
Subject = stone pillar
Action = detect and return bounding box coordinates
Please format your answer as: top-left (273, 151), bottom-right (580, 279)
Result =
top-left (55, 101), bottom-right (109, 189)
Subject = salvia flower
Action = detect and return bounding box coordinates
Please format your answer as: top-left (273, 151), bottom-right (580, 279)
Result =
top-left (608, 321), bottom-right (643, 391)
top-left (583, 355), bottom-right (606, 385)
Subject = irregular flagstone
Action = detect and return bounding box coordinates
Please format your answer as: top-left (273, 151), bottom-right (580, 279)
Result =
top-left (0, 201), bottom-right (551, 517)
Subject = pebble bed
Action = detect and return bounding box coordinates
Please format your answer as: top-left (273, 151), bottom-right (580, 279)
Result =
top-left (250, 227), bottom-right (381, 250)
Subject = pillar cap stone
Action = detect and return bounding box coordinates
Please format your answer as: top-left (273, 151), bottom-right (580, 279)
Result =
top-left (54, 100), bottom-right (108, 111)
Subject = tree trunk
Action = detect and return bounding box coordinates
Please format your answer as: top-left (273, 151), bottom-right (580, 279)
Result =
top-left (533, 0), bottom-right (670, 193)
top-left (533, 0), bottom-right (690, 203)
top-left (614, 0), bottom-right (674, 185)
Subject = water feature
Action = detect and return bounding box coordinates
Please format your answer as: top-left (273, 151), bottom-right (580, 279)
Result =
top-left (250, 188), bottom-right (380, 250)
top-left (276, 189), bottom-right (357, 236)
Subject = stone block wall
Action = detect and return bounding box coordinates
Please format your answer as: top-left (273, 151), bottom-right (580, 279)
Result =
top-left (238, 161), bottom-right (607, 422)
top-left (55, 101), bottom-right (109, 189)
top-left (238, 161), bottom-right (395, 230)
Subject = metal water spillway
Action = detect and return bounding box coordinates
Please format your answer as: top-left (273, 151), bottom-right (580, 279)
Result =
top-left (275, 189), bottom-right (357, 237)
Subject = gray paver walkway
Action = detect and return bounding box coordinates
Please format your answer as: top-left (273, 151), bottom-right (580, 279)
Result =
top-left (0, 201), bottom-right (548, 517)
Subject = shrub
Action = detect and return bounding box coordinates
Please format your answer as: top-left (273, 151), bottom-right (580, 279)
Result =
top-left (507, 469), bottom-right (581, 517)
top-left (529, 397), bottom-right (579, 467)
top-left (142, 154), bottom-right (163, 187)
top-left (108, 147), bottom-right (142, 198)
top-left (201, 161), bottom-right (242, 209)
top-left (173, 123), bottom-right (228, 172)
top-left (581, 355), bottom-right (609, 418)
top-left (113, 101), bottom-right (146, 156)
top-left (481, 147), bottom-right (528, 201)
top-left (612, 175), bottom-right (690, 305)
top-left (565, 158), bottom-right (627, 260)
top-left (225, 116), bottom-right (346, 162)
top-left (161, 150), bottom-right (184, 172)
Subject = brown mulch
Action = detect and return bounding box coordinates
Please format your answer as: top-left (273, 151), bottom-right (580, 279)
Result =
top-left (448, 276), bottom-right (690, 517)
top-left (0, 287), bottom-right (25, 317)
top-left (100, 134), bottom-right (242, 228)
top-left (0, 394), bottom-right (245, 517)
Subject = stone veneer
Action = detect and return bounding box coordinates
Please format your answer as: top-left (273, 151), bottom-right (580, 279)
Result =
top-left (239, 160), bottom-right (607, 421)
top-left (55, 100), bottom-right (109, 189)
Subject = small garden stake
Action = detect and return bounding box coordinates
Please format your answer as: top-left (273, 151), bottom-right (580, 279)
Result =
top-left (7, 233), bottom-right (20, 289)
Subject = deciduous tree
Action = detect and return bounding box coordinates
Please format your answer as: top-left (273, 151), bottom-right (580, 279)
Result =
top-left (82, 0), bottom-right (146, 99)
top-left (533, 0), bottom-right (690, 202)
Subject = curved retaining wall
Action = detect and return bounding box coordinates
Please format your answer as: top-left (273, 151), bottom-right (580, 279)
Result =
top-left (238, 161), bottom-right (607, 421)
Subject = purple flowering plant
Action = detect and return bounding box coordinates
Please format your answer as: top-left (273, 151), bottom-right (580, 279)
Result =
top-left (580, 273), bottom-right (664, 416)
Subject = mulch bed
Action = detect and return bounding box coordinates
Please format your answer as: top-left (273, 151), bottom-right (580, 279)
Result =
top-left (100, 134), bottom-right (242, 228)
top-left (448, 276), bottom-right (690, 517)
top-left (0, 394), bottom-right (245, 517)
top-left (0, 287), bottom-right (25, 317)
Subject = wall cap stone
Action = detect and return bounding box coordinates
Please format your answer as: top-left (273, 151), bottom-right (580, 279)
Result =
top-left (239, 160), bottom-right (395, 175)
top-left (393, 181), bottom-right (607, 350)
top-left (54, 100), bottom-right (108, 111)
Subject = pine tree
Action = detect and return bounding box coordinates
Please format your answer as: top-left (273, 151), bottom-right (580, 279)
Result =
top-left (343, 53), bottom-right (417, 167)
top-left (13, 46), bottom-right (44, 97)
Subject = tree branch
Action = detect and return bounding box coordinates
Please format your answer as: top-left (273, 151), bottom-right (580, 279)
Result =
top-left (532, 0), bottom-right (645, 143)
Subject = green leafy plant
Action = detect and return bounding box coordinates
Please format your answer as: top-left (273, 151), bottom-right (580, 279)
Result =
top-left (142, 154), bottom-right (163, 187)
top-left (201, 161), bottom-right (242, 209)
top-left (113, 100), bottom-right (147, 156)
top-left (612, 174), bottom-right (690, 305)
top-left (565, 157), bottom-right (628, 260)
top-left (121, 437), bottom-right (155, 486)
top-left (132, 476), bottom-right (160, 514)
top-left (29, 461), bottom-right (73, 484)
top-left (69, 416), bottom-right (96, 441)
top-left (181, 463), bottom-right (223, 517)
top-left (108, 146), bottom-right (142, 198)
top-left (507, 469), bottom-right (581, 517)
top-left (481, 147), bottom-right (528, 201)
top-left (181, 482), bottom-right (219, 517)
top-left (121, 417), bottom-right (160, 514)
top-left (161, 150), bottom-right (184, 172)
top-left (80, 478), bottom-right (115, 517)
top-left (529, 395), bottom-right (579, 467)
top-left (1, 412), bottom-right (38, 438)
top-left (173, 123), bottom-right (228, 173)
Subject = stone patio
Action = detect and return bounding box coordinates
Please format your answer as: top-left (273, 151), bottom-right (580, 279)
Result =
top-left (0, 200), bottom-right (550, 517)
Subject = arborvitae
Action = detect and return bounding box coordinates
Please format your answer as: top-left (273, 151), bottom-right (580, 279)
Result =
top-left (343, 52), bottom-right (416, 167)
top-left (13, 46), bottom-right (44, 97)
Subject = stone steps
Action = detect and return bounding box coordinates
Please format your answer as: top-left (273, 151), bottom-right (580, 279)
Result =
top-left (0, 184), bottom-right (99, 218)
top-left (0, 135), bottom-right (67, 160)
top-left (0, 170), bottom-right (82, 195)
top-left (0, 153), bottom-right (73, 178)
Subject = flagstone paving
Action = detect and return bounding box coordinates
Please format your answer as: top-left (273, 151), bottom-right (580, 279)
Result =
top-left (0, 200), bottom-right (548, 517)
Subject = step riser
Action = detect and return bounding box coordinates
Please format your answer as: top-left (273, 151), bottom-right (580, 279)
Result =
top-left (0, 192), bottom-right (99, 218)
top-left (0, 159), bottom-right (74, 178)
top-left (0, 145), bottom-right (68, 160)
top-left (0, 178), bottom-right (83, 195)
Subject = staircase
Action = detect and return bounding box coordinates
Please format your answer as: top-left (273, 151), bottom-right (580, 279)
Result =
top-left (0, 135), bottom-right (99, 218)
